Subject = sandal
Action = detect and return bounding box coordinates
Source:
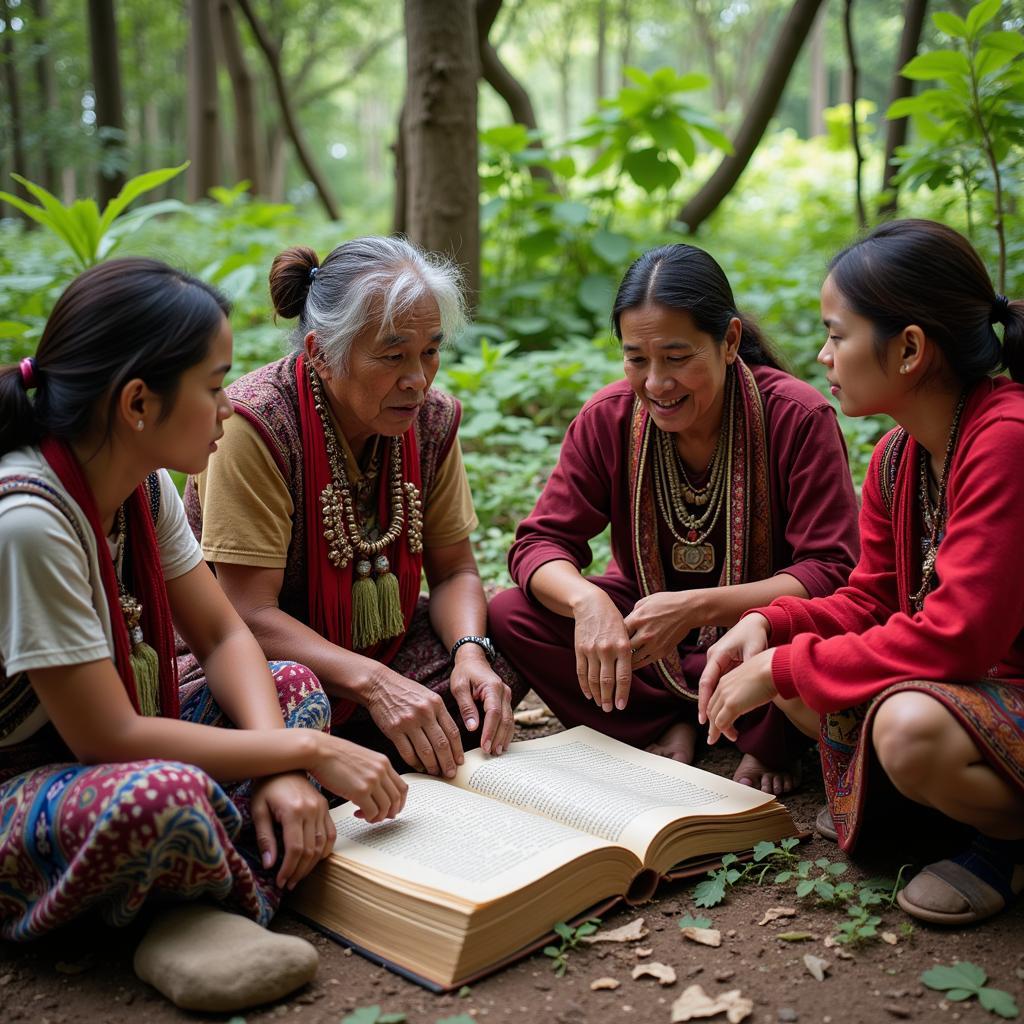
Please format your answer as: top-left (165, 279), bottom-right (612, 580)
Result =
top-left (896, 834), bottom-right (1024, 926)
top-left (815, 804), bottom-right (838, 843)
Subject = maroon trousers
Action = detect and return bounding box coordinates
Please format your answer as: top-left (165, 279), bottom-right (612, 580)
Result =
top-left (489, 575), bottom-right (806, 770)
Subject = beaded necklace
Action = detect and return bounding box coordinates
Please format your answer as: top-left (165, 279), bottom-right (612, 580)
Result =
top-left (651, 367), bottom-right (736, 573)
top-left (909, 390), bottom-right (967, 612)
top-left (307, 363), bottom-right (423, 648)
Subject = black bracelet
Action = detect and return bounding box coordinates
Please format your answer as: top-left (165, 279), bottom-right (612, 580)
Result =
top-left (449, 635), bottom-right (496, 664)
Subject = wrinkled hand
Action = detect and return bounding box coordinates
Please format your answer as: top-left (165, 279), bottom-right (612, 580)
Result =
top-left (250, 771), bottom-right (334, 890)
top-left (309, 733), bottom-right (407, 821)
top-left (697, 613), bottom-right (771, 728)
top-left (366, 667), bottom-right (464, 777)
top-left (703, 648), bottom-right (778, 745)
top-left (449, 650), bottom-right (514, 756)
top-left (623, 590), bottom-right (706, 667)
top-left (572, 589), bottom-right (633, 713)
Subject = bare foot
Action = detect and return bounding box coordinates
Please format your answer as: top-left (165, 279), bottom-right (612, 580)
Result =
top-left (646, 720), bottom-right (698, 764)
top-left (733, 752), bottom-right (801, 795)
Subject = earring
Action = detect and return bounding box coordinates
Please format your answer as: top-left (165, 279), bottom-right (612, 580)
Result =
top-left (899, 365), bottom-right (909, 375)
top-left (136, 419), bottom-right (144, 431)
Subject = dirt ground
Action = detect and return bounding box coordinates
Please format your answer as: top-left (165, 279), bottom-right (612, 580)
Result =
top-left (2, 697), bottom-right (1022, 1024)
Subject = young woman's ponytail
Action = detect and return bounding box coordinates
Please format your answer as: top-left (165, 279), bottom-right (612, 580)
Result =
top-left (0, 360), bottom-right (44, 456)
top-left (997, 298), bottom-right (1024, 384)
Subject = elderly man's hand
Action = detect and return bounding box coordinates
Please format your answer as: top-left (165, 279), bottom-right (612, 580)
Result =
top-left (449, 646), bottom-right (514, 756)
top-left (365, 667), bottom-right (465, 778)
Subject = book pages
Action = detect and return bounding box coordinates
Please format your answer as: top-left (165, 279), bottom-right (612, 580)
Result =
top-left (327, 775), bottom-right (627, 903)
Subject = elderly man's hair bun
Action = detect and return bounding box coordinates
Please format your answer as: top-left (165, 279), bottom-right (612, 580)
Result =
top-left (269, 246), bottom-right (320, 320)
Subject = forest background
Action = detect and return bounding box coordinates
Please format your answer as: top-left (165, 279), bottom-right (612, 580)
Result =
top-left (1, 0), bottom-right (1022, 583)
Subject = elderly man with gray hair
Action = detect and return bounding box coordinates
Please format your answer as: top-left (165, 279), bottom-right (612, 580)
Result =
top-left (186, 236), bottom-right (524, 779)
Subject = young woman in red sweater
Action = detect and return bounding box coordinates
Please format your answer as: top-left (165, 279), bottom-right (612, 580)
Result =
top-left (697, 219), bottom-right (1024, 925)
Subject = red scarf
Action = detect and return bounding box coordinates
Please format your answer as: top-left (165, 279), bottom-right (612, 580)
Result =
top-left (40, 438), bottom-right (178, 718)
top-left (295, 356), bottom-right (424, 724)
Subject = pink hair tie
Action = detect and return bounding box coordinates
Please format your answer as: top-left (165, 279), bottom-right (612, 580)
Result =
top-left (19, 357), bottom-right (38, 390)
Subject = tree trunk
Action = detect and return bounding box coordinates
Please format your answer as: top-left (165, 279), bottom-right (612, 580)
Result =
top-left (404, 0), bottom-right (480, 303)
top-left (676, 0), bottom-right (826, 233)
top-left (392, 99), bottom-right (407, 235)
top-left (217, 0), bottom-right (263, 193)
top-left (618, 0), bottom-right (632, 88)
top-left (687, 1), bottom-right (727, 113)
top-left (187, 0), bottom-right (221, 200)
top-left (31, 0), bottom-right (58, 192)
top-left (595, 0), bottom-right (607, 106)
top-left (475, 0), bottom-right (553, 185)
top-left (808, 3), bottom-right (827, 136)
top-left (1, 7), bottom-right (31, 220)
top-left (843, 0), bottom-right (866, 228)
top-left (87, 0), bottom-right (127, 205)
top-left (878, 0), bottom-right (928, 216)
top-left (234, 0), bottom-right (340, 219)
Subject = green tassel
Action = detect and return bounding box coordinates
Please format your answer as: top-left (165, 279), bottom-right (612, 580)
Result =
top-left (352, 574), bottom-right (383, 649)
top-left (375, 570), bottom-right (405, 640)
top-left (130, 640), bottom-right (162, 717)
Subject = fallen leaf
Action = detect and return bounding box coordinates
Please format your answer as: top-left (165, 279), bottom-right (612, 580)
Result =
top-left (823, 935), bottom-right (838, 948)
top-left (581, 918), bottom-right (648, 944)
top-left (758, 907), bottom-right (797, 926)
top-left (631, 962), bottom-right (677, 986)
top-left (636, 947), bottom-right (653, 958)
top-left (777, 931), bottom-right (817, 942)
top-left (55, 957), bottom-right (95, 975)
top-left (803, 954), bottom-right (830, 982)
top-left (880, 932), bottom-right (898, 945)
top-left (670, 984), bottom-right (753, 1023)
top-left (681, 926), bottom-right (722, 947)
top-left (590, 977), bottom-right (621, 991)
top-left (513, 707), bottom-right (554, 727)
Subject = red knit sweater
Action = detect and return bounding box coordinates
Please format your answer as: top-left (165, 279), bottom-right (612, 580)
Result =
top-left (755, 377), bottom-right (1024, 713)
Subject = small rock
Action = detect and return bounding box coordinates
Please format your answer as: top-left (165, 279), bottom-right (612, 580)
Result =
top-left (534, 982), bottom-right (551, 991)
top-left (685, 965), bottom-right (704, 977)
top-left (714, 970), bottom-right (735, 982)
top-left (777, 1009), bottom-right (799, 1023)
top-left (590, 977), bottom-right (621, 991)
top-left (680, 927), bottom-right (721, 948)
top-left (884, 1006), bottom-right (912, 1019)
top-left (0, 974), bottom-right (15, 986)
top-left (636, 948), bottom-right (653, 958)
top-left (803, 955), bottom-right (829, 982)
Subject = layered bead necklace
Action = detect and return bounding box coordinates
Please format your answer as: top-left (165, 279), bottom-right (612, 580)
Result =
top-left (909, 390), bottom-right (967, 612)
top-left (308, 364), bottom-right (424, 649)
top-left (651, 368), bottom-right (736, 574)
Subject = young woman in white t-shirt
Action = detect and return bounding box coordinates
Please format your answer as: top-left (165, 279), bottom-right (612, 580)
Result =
top-left (0, 258), bottom-right (407, 1011)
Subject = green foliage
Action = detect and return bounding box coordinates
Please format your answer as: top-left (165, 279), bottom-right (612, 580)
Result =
top-left (922, 961), bottom-right (1020, 1018)
top-left (542, 917), bottom-right (600, 977)
top-left (0, 163), bottom-right (190, 269)
top-left (341, 1007), bottom-right (407, 1024)
top-left (677, 914), bottom-right (713, 930)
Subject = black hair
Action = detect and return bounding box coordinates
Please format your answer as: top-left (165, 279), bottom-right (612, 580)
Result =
top-left (0, 258), bottom-right (231, 456)
top-left (827, 218), bottom-right (1023, 384)
top-left (611, 243), bottom-right (785, 370)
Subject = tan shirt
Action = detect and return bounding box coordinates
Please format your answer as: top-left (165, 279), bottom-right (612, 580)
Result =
top-left (195, 411), bottom-right (478, 569)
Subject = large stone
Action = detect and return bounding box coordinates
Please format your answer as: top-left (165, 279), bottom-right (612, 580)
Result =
top-left (133, 906), bottom-right (319, 1011)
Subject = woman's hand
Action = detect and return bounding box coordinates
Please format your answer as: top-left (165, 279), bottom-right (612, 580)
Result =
top-left (309, 732), bottom-right (408, 819)
top-left (449, 648), bottom-right (514, 756)
top-left (697, 613), bottom-right (771, 727)
top-left (623, 590), bottom-right (707, 666)
top-left (703, 648), bottom-right (778, 745)
top-left (250, 772), bottom-right (335, 890)
top-left (365, 667), bottom-right (465, 777)
top-left (571, 589), bottom-right (634, 713)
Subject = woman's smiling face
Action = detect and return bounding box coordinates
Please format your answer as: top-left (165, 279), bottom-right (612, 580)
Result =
top-left (620, 303), bottom-right (739, 438)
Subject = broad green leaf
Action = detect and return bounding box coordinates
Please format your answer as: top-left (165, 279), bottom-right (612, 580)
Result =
top-left (902, 50), bottom-right (972, 81)
top-left (553, 921), bottom-right (574, 940)
top-left (978, 986), bottom-right (1020, 1019)
top-left (590, 229), bottom-right (631, 265)
top-left (67, 199), bottom-right (102, 260)
top-left (577, 273), bottom-right (616, 316)
top-left (966, 0), bottom-right (1002, 38)
top-left (814, 881), bottom-right (835, 900)
top-left (0, 321), bottom-right (30, 338)
top-left (933, 11), bottom-right (968, 37)
top-left (436, 1016), bottom-right (476, 1024)
top-left (827, 862), bottom-right (849, 876)
top-left (693, 876), bottom-right (727, 907)
top-left (691, 121), bottom-right (734, 154)
top-left (576, 922), bottom-right (599, 936)
top-left (671, 122), bottom-right (697, 165)
top-left (795, 879), bottom-right (815, 898)
top-left (542, 945), bottom-right (560, 957)
top-left (551, 200), bottom-right (589, 227)
top-left (982, 30), bottom-right (1024, 55)
top-left (721, 853), bottom-right (739, 867)
top-left (922, 961), bottom-right (988, 992)
top-left (480, 124), bottom-right (530, 153)
top-left (678, 915), bottom-right (713, 930)
top-left (886, 96), bottom-right (930, 119)
top-left (9, 176), bottom-right (91, 265)
top-left (341, 1007), bottom-right (385, 1024)
top-left (623, 66), bottom-right (650, 88)
top-left (752, 841), bottom-right (777, 862)
top-left (974, 46), bottom-right (1019, 77)
top-left (96, 161), bottom-right (189, 237)
top-left (622, 147), bottom-right (679, 193)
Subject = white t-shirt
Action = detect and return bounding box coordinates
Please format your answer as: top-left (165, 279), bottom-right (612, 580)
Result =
top-left (0, 447), bottom-right (203, 747)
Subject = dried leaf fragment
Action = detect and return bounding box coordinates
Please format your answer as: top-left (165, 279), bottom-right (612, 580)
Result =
top-left (635, 947), bottom-right (653, 958)
top-left (681, 926), bottom-right (722, 947)
top-left (803, 954), bottom-right (830, 982)
top-left (513, 706), bottom-right (554, 727)
top-left (581, 918), bottom-right (648, 944)
top-left (880, 931), bottom-right (898, 945)
top-left (631, 962), bottom-right (677, 986)
top-left (776, 931), bottom-right (816, 942)
top-left (758, 906), bottom-right (797, 926)
top-left (670, 984), bottom-right (753, 1023)
top-left (590, 976), bottom-right (621, 991)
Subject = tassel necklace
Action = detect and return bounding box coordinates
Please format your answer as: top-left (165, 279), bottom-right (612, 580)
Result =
top-left (308, 364), bottom-right (423, 650)
top-left (113, 506), bottom-right (162, 716)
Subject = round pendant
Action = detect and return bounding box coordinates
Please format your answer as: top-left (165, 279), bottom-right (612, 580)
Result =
top-left (355, 559), bottom-right (372, 579)
top-left (374, 554), bottom-right (390, 575)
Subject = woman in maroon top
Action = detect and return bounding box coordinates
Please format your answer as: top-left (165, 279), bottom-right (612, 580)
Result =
top-left (490, 243), bottom-right (860, 793)
top-left (700, 220), bottom-right (1024, 925)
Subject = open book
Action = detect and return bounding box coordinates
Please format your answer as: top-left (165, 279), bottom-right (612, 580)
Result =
top-left (289, 726), bottom-right (797, 990)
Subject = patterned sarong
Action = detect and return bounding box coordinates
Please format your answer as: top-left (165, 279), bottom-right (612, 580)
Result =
top-left (821, 679), bottom-right (1024, 850)
top-left (0, 661), bottom-right (329, 941)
